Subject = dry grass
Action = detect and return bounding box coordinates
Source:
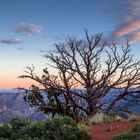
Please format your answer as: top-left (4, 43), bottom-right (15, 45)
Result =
top-left (84, 113), bottom-right (140, 126)
top-left (87, 113), bottom-right (125, 125)
top-left (127, 114), bottom-right (140, 122)
top-left (113, 115), bottom-right (126, 122)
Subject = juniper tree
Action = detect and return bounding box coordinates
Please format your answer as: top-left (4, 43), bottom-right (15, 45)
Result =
top-left (19, 31), bottom-right (140, 121)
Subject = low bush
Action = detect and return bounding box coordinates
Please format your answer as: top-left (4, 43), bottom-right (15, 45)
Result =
top-left (0, 116), bottom-right (91, 140)
top-left (133, 123), bottom-right (140, 133)
top-left (111, 132), bottom-right (135, 140)
top-left (10, 118), bottom-right (30, 131)
top-left (43, 116), bottom-right (91, 140)
top-left (78, 123), bottom-right (90, 134)
top-left (24, 121), bottom-right (45, 138)
top-left (0, 124), bottom-right (12, 139)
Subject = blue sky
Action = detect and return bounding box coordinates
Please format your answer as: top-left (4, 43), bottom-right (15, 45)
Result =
top-left (0, 0), bottom-right (140, 89)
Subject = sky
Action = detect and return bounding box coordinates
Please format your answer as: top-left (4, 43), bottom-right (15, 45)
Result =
top-left (0, 0), bottom-right (140, 89)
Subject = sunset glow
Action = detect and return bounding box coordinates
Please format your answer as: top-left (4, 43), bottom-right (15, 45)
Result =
top-left (1, 0), bottom-right (140, 89)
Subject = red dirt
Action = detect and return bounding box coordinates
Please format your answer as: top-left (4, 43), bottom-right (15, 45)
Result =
top-left (91, 121), bottom-right (138, 140)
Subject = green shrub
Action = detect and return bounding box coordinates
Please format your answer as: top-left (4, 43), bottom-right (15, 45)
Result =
top-left (10, 118), bottom-right (30, 131)
top-left (0, 124), bottom-right (12, 138)
top-left (111, 132), bottom-right (135, 140)
top-left (76, 129), bottom-right (91, 140)
top-left (10, 132), bottom-right (22, 140)
top-left (78, 123), bottom-right (90, 133)
top-left (44, 116), bottom-right (91, 140)
top-left (135, 133), bottom-right (140, 140)
top-left (24, 121), bottom-right (45, 138)
top-left (43, 116), bottom-right (77, 139)
top-left (0, 116), bottom-right (91, 140)
top-left (133, 123), bottom-right (140, 133)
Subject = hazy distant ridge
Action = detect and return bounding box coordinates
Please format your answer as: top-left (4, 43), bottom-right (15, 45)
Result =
top-left (0, 89), bottom-right (139, 123)
top-left (0, 91), bottom-right (45, 123)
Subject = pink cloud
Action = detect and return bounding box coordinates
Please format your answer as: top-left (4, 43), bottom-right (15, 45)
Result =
top-left (111, 0), bottom-right (140, 42)
top-left (131, 32), bottom-right (140, 42)
top-left (116, 20), bottom-right (140, 37)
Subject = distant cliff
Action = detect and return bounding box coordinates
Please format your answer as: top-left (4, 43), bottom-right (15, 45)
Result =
top-left (0, 91), bottom-right (46, 123)
top-left (0, 89), bottom-right (139, 123)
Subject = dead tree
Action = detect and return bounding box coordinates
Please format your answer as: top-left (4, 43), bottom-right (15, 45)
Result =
top-left (19, 31), bottom-right (140, 121)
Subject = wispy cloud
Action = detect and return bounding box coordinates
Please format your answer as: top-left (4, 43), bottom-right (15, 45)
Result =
top-left (14, 23), bottom-right (42, 36)
top-left (50, 35), bottom-right (65, 41)
top-left (40, 49), bottom-right (57, 53)
top-left (0, 39), bottom-right (23, 45)
top-left (116, 20), bottom-right (140, 37)
top-left (17, 47), bottom-right (24, 50)
top-left (111, 0), bottom-right (140, 42)
top-left (40, 50), bottom-right (48, 53)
